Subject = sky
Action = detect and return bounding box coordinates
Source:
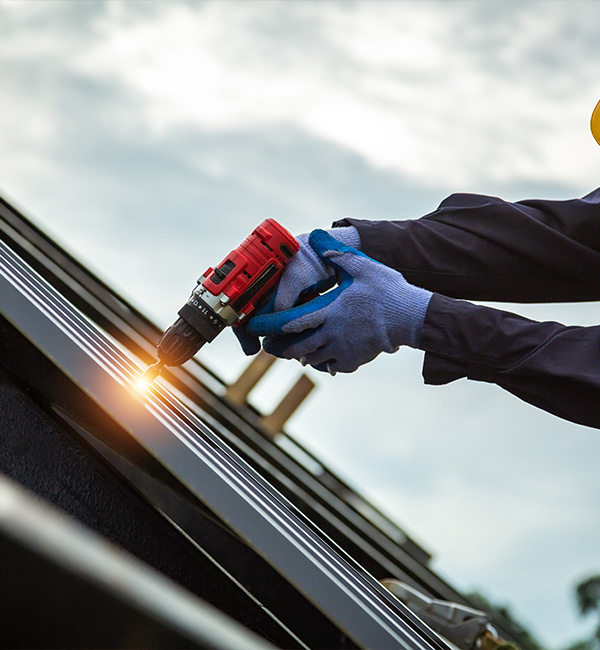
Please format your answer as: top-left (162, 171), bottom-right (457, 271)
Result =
top-left (1, 1), bottom-right (599, 647)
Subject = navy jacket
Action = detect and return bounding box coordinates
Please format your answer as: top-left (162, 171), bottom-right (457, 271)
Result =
top-left (336, 188), bottom-right (600, 429)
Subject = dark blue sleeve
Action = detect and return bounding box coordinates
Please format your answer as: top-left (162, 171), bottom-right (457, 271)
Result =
top-left (335, 188), bottom-right (600, 427)
top-left (420, 294), bottom-right (600, 429)
top-left (336, 188), bottom-right (600, 303)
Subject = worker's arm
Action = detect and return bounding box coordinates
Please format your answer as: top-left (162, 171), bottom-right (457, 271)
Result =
top-left (247, 230), bottom-right (600, 429)
top-left (336, 187), bottom-right (600, 302)
top-left (421, 294), bottom-right (600, 429)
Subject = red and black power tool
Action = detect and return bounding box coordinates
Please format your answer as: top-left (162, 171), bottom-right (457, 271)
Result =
top-left (142, 219), bottom-right (299, 382)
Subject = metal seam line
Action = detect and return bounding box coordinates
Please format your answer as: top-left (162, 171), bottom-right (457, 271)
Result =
top-left (0, 240), bottom-right (447, 650)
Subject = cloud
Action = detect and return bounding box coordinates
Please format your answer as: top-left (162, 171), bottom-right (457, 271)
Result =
top-left (67, 1), bottom-right (600, 192)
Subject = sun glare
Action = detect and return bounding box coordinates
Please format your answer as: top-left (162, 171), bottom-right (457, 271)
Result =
top-left (136, 376), bottom-right (151, 392)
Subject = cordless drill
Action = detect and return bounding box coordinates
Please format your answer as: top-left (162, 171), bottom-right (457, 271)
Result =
top-left (142, 219), bottom-right (299, 382)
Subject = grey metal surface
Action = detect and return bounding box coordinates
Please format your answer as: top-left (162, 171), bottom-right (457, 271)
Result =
top-left (0, 363), bottom-right (318, 648)
top-left (0, 472), bottom-right (274, 650)
top-left (0, 239), bottom-right (448, 650)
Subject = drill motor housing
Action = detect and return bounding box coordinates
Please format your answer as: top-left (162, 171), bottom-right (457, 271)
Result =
top-left (156, 219), bottom-right (299, 367)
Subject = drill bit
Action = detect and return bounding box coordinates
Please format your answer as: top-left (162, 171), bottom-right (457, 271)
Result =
top-left (139, 360), bottom-right (164, 387)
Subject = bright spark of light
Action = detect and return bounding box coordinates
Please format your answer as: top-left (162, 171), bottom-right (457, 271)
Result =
top-left (135, 376), bottom-right (151, 392)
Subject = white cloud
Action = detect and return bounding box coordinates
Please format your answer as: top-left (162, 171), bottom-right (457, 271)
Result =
top-left (69, 1), bottom-right (600, 192)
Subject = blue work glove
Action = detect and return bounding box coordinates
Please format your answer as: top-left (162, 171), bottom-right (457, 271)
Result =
top-left (233, 226), bottom-right (360, 355)
top-left (246, 230), bottom-right (433, 374)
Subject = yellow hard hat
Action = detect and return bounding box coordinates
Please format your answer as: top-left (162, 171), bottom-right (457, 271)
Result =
top-left (592, 99), bottom-right (600, 145)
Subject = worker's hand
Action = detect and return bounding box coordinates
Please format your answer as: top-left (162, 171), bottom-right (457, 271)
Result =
top-left (245, 230), bottom-right (432, 374)
top-left (233, 226), bottom-right (360, 355)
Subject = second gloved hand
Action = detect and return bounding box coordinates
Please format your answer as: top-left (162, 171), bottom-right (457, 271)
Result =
top-left (233, 226), bottom-right (360, 355)
top-left (246, 230), bottom-right (433, 374)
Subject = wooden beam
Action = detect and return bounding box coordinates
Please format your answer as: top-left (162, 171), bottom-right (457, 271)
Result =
top-left (225, 349), bottom-right (276, 405)
top-left (261, 374), bottom-right (315, 437)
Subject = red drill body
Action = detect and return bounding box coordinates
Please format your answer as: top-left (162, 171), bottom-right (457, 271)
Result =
top-left (201, 219), bottom-right (299, 319)
top-left (144, 219), bottom-right (298, 381)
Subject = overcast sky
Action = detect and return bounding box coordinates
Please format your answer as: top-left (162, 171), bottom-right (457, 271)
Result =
top-left (1, 1), bottom-right (599, 647)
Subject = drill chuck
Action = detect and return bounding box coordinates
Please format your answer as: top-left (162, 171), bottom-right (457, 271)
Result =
top-left (156, 316), bottom-right (212, 366)
top-left (156, 285), bottom-right (233, 367)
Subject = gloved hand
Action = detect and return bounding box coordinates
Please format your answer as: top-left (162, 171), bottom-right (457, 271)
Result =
top-left (233, 226), bottom-right (360, 355)
top-left (246, 230), bottom-right (433, 374)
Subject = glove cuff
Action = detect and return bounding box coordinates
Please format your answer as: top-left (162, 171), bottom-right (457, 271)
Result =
top-left (388, 281), bottom-right (433, 349)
